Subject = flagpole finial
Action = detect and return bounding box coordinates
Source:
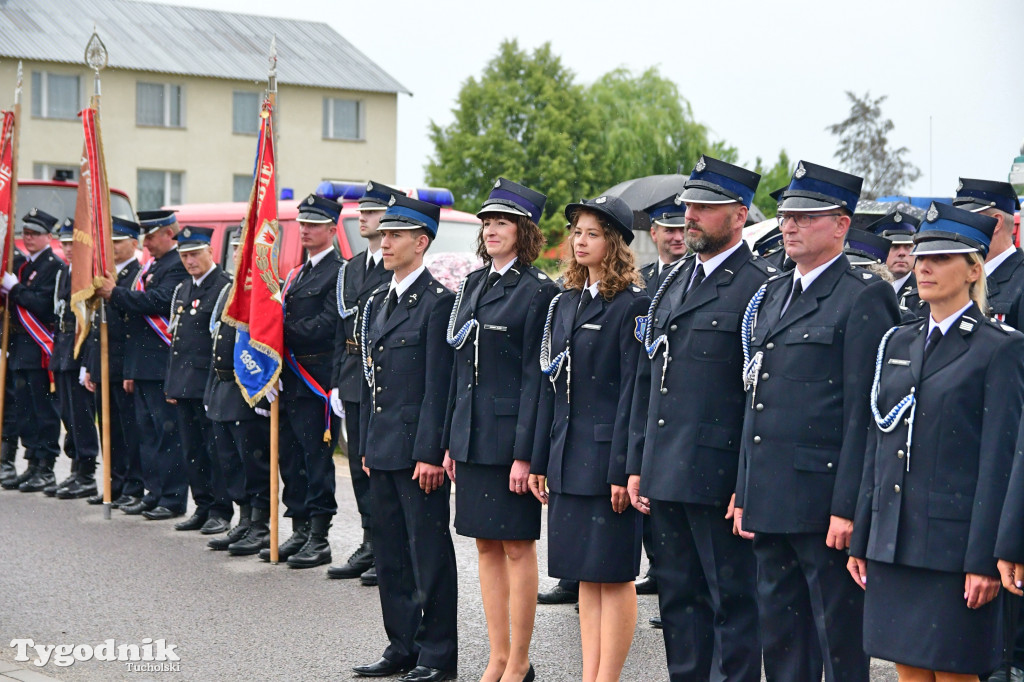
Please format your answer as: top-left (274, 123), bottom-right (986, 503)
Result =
top-left (85, 29), bottom-right (108, 74)
top-left (268, 36), bottom-right (277, 79)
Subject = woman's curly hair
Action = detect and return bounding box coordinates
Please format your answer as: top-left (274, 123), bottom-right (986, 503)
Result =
top-left (474, 212), bottom-right (545, 265)
top-left (561, 208), bottom-right (643, 299)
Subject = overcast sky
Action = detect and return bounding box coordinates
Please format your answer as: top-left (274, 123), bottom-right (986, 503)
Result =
top-left (153, 0), bottom-right (1023, 197)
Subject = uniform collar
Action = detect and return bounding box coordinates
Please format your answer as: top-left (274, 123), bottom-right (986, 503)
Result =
top-left (793, 251), bottom-right (844, 293)
top-left (892, 272), bottom-right (912, 292)
top-left (116, 257), bottom-right (137, 272)
top-left (928, 300), bottom-right (974, 337)
top-left (489, 257), bottom-right (517, 278)
top-left (389, 264), bottom-right (426, 301)
top-left (694, 240), bottom-right (743, 279)
top-left (26, 245), bottom-right (51, 263)
top-left (582, 279), bottom-right (600, 298)
top-left (366, 247), bottom-right (383, 268)
top-left (193, 263), bottom-right (216, 287)
top-left (306, 246), bottom-right (333, 270)
top-left (985, 246), bottom-right (1016, 276)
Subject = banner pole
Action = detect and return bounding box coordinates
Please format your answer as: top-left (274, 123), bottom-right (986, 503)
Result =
top-left (267, 36), bottom-right (280, 563)
top-left (0, 62), bottom-right (24, 460)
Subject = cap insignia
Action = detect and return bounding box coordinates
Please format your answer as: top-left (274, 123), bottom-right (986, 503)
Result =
top-left (494, 179), bottom-right (501, 188)
top-left (183, 228), bottom-right (191, 237)
top-left (366, 181), bottom-right (374, 191)
top-left (893, 212), bottom-right (902, 223)
top-left (794, 162), bottom-right (806, 179)
top-left (926, 204), bottom-right (939, 222)
top-left (388, 195), bottom-right (396, 206)
top-left (436, 287), bottom-right (443, 294)
top-left (595, 196), bottom-right (607, 204)
top-left (695, 156), bottom-right (707, 173)
top-left (307, 196), bottom-right (314, 205)
top-left (30, 208), bottom-right (37, 216)
top-left (957, 179), bottom-right (964, 192)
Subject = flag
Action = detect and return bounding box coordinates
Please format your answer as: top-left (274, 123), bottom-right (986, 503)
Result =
top-left (223, 99), bottom-right (283, 405)
top-left (0, 111), bottom-right (15, 275)
top-left (69, 105), bottom-right (114, 357)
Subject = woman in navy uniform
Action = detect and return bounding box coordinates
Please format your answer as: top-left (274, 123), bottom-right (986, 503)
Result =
top-left (441, 179), bottom-right (556, 682)
top-left (849, 202), bottom-right (1024, 679)
top-left (529, 195), bottom-right (649, 682)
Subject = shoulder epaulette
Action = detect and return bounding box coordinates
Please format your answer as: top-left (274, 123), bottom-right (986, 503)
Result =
top-left (748, 254), bottom-right (779, 276)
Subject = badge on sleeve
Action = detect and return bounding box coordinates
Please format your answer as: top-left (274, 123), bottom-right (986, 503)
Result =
top-left (633, 315), bottom-right (648, 343)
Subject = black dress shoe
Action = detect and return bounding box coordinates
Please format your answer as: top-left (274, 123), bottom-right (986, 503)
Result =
top-left (649, 616), bottom-right (662, 629)
top-left (635, 573), bottom-right (658, 595)
top-left (359, 565), bottom-right (378, 586)
top-left (352, 656), bottom-right (413, 677)
top-left (199, 516), bottom-right (231, 535)
top-left (113, 494), bottom-right (139, 509)
top-left (400, 666), bottom-right (455, 681)
top-left (174, 511), bottom-right (208, 531)
top-left (57, 476), bottom-right (97, 500)
top-left (121, 500), bottom-right (155, 515)
top-left (2, 465), bottom-right (35, 490)
top-left (327, 540), bottom-right (374, 579)
top-left (87, 493), bottom-right (105, 505)
top-left (538, 584), bottom-right (578, 604)
top-left (143, 506), bottom-right (183, 521)
top-left (20, 467), bottom-right (55, 493)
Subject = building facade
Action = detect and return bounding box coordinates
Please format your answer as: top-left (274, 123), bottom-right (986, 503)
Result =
top-left (0, 0), bottom-right (407, 211)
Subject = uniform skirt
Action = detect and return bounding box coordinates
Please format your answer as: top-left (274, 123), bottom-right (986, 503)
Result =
top-left (454, 461), bottom-right (541, 541)
top-left (547, 491), bottom-right (641, 583)
top-left (864, 560), bottom-right (1002, 673)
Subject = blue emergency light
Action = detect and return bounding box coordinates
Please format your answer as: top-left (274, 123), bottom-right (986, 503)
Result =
top-left (410, 187), bottom-right (454, 207)
top-left (315, 181), bottom-right (367, 202)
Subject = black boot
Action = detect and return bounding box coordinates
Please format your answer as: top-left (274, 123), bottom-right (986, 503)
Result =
top-left (228, 508), bottom-right (270, 556)
top-left (287, 515), bottom-right (332, 569)
top-left (57, 461), bottom-right (98, 500)
top-left (208, 504), bottom-right (252, 550)
top-left (20, 459), bottom-right (55, 493)
top-left (49, 459), bottom-right (79, 497)
top-left (259, 518), bottom-right (309, 562)
top-left (327, 528), bottom-right (374, 579)
top-left (5, 462), bottom-right (35, 490)
top-left (0, 441), bottom-right (16, 486)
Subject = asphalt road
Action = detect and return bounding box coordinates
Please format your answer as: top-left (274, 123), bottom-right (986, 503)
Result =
top-left (0, 452), bottom-right (898, 681)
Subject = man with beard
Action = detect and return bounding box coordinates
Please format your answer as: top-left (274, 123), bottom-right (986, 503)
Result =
top-left (627, 155), bottom-right (773, 681)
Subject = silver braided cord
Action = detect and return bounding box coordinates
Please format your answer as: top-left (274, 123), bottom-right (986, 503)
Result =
top-left (539, 292), bottom-right (571, 402)
top-left (642, 260), bottom-right (687, 392)
top-left (446, 276), bottom-right (481, 383)
top-left (209, 280), bottom-right (232, 337)
top-left (740, 283), bottom-right (767, 406)
top-left (871, 325), bottom-right (916, 472)
top-left (335, 260), bottom-right (359, 319)
top-left (359, 294), bottom-right (378, 413)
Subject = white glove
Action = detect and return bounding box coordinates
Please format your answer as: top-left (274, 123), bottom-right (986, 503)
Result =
top-left (265, 378), bottom-right (282, 404)
top-left (330, 388), bottom-right (344, 418)
top-left (1, 272), bottom-right (17, 292)
top-left (254, 407), bottom-right (270, 417)
top-left (78, 366), bottom-right (88, 386)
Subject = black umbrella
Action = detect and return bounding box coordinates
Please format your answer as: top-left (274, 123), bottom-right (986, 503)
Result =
top-left (602, 174), bottom-right (689, 232)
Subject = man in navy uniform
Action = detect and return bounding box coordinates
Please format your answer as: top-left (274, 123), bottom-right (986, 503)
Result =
top-left (640, 192), bottom-right (690, 296)
top-left (0, 246), bottom-right (27, 489)
top-left (259, 194), bottom-right (343, 569)
top-left (50, 218), bottom-right (100, 499)
top-left (327, 181), bottom-right (404, 583)
top-left (84, 218), bottom-right (146, 507)
top-left (953, 178), bottom-right (1024, 329)
top-left (732, 161), bottom-right (900, 682)
top-left (205, 236), bottom-right (272, 556)
top-left (0, 208), bottom-right (64, 493)
top-left (628, 156), bottom-right (772, 681)
top-left (352, 193), bottom-right (457, 682)
top-left (97, 210), bottom-right (189, 519)
top-left (164, 226), bottom-right (234, 534)
top-left (867, 209), bottom-right (921, 315)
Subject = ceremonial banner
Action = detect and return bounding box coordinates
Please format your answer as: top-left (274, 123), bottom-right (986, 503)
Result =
top-left (0, 111), bottom-right (14, 275)
top-left (223, 99), bottom-right (283, 405)
top-left (69, 105), bottom-right (114, 357)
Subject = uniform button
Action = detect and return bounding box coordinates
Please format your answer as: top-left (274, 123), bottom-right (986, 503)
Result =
top-left (375, 366), bottom-right (382, 372)
top-left (894, 484), bottom-right (901, 493)
top-left (217, 335), bottom-right (222, 340)
top-left (467, 384), bottom-right (472, 390)
top-left (657, 419), bottom-right (665, 427)
top-left (173, 351), bottom-right (178, 355)
top-left (753, 436), bottom-right (761, 444)
top-left (670, 325), bottom-right (677, 332)
top-left (375, 406), bottom-right (382, 413)
top-left (376, 386), bottom-right (382, 393)
top-left (378, 345), bottom-right (384, 352)
top-left (400, 339), bottom-right (406, 345)
top-left (755, 403), bottom-right (763, 411)
top-left (660, 387), bottom-right (668, 395)
top-left (711, 320), bottom-right (718, 327)
top-left (766, 342), bottom-right (775, 350)
top-left (803, 333), bottom-right (809, 339)
top-left (761, 372), bottom-right (769, 380)
top-left (216, 356), bottom-right (221, 361)
top-left (827, 462), bottom-right (833, 469)
top-left (897, 450), bottom-right (905, 459)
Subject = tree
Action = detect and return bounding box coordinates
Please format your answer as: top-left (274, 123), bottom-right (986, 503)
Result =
top-left (826, 91), bottom-right (921, 199)
top-left (585, 67), bottom-right (727, 191)
top-left (425, 40), bottom-right (601, 246)
top-left (751, 150), bottom-right (794, 219)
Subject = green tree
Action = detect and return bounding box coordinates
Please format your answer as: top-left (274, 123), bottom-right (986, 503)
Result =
top-left (585, 67), bottom-right (728, 190)
top-left (751, 150), bottom-right (794, 219)
top-left (827, 91), bottom-right (921, 199)
top-left (425, 40), bottom-right (600, 247)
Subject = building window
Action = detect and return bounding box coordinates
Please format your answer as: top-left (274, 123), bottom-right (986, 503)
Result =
top-left (233, 174), bottom-right (253, 202)
top-left (322, 98), bottom-right (363, 140)
top-left (30, 72), bottom-right (81, 120)
top-left (136, 82), bottom-right (184, 128)
top-left (137, 170), bottom-right (183, 211)
top-left (33, 163), bottom-right (78, 182)
top-left (232, 92), bottom-right (261, 135)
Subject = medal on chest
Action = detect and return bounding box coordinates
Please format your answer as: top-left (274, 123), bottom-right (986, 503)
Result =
top-left (190, 299), bottom-right (199, 316)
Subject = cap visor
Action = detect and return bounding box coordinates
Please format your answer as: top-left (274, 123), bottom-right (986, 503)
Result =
top-left (477, 202), bottom-right (528, 219)
top-left (378, 220), bottom-right (421, 230)
top-left (296, 214), bottom-right (334, 224)
top-left (177, 243), bottom-right (210, 252)
top-left (112, 235), bottom-right (132, 241)
top-left (952, 199), bottom-right (991, 214)
top-left (778, 196), bottom-right (840, 212)
top-left (679, 187), bottom-right (738, 205)
top-left (22, 225), bottom-right (51, 234)
top-left (910, 239), bottom-right (979, 256)
top-left (886, 235), bottom-right (914, 245)
top-left (356, 201), bottom-right (387, 212)
top-left (653, 215), bottom-right (688, 227)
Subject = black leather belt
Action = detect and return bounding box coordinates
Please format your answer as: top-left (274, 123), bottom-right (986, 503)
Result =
top-left (345, 340), bottom-right (360, 355)
top-left (294, 352), bottom-right (330, 363)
